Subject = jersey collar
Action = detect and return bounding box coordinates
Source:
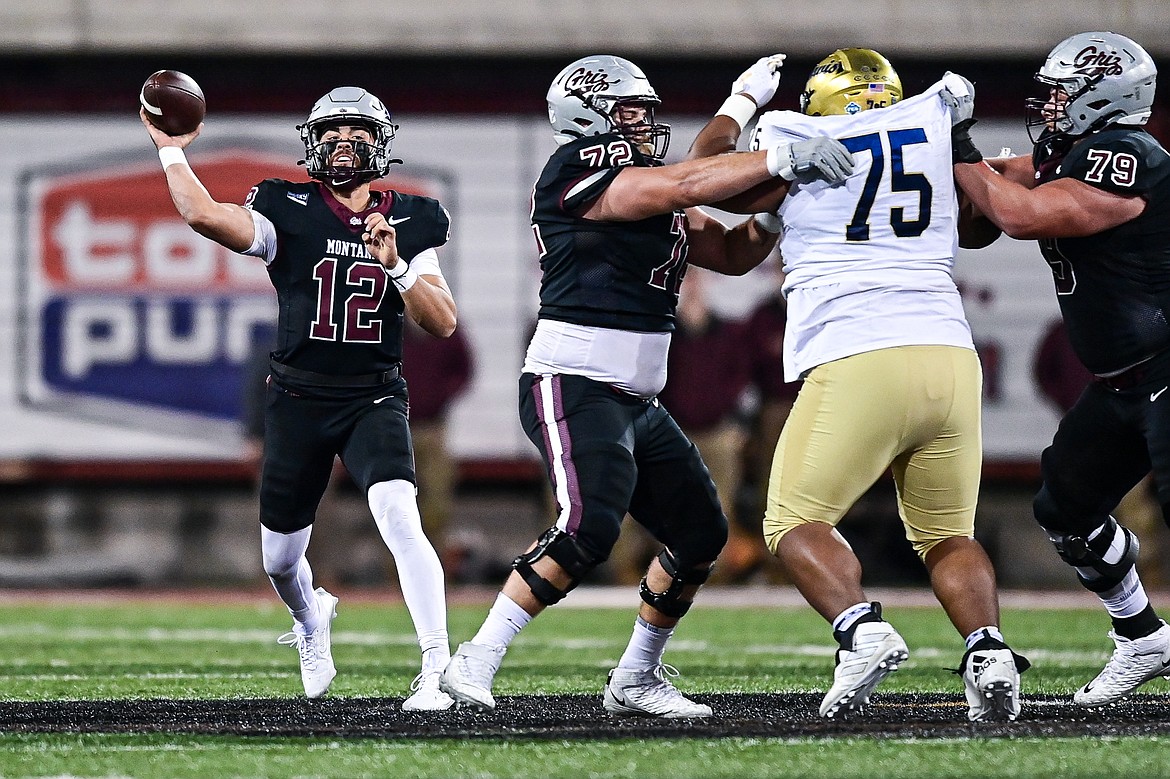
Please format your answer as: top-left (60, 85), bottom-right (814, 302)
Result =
top-left (315, 182), bottom-right (395, 232)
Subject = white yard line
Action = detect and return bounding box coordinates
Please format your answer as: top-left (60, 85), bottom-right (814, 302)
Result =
top-left (0, 584), bottom-right (1135, 609)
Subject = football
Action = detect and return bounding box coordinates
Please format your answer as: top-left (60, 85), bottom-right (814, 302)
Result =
top-left (140, 70), bottom-right (206, 136)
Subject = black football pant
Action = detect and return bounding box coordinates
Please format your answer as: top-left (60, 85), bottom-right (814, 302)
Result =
top-left (519, 372), bottom-right (728, 567)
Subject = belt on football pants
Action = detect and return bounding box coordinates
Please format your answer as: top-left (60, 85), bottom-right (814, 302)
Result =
top-left (1093, 351), bottom-right (1166, 392)
top-left (269, 359), bottom-right (401, 387)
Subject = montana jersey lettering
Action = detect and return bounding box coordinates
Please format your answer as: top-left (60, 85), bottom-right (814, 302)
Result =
top-left (245, 179), bottom-right (449, 376)
top-left (530, 132), bottom-right (687, 332)
top-left (1033, 128), bottom-right (1170, 374)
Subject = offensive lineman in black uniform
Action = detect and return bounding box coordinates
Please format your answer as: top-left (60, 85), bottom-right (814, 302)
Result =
top-left (440, 54), bottom-right (854, 716)
top-left (142, 87), bottom-right (458, 710)
top-left (955, 31), bottom-right (1170, 706)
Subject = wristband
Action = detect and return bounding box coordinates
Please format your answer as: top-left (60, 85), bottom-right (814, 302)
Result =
top-left (716, 94), bottom-right (759, 131)
top-left (158, 147), bottom-right (188, 170)
top-left (753, 212), bottom-right (783, 234)
top-left (386, 263), bottom-right (419, 292)
top-left (766, 142), bottom-right (796, 181)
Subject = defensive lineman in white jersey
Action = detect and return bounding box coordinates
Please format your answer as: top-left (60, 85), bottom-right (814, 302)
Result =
top-left (689, 49), bottom-right (1029, 722)
top-left (751, 79), bottom-right (974, 381)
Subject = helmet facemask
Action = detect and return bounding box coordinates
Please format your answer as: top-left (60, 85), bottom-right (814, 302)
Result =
top-left (298, 87), bottom-right (400, 187)
top-left (577, 92), bottom-right (671, 160)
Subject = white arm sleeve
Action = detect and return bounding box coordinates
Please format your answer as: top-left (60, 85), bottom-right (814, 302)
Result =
top-left (241, 208), bottom-right (278, 266)
top-left (407, 247), bottom-right (444, 280)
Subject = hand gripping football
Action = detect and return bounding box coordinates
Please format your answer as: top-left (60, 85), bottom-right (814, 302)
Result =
top-left (140, 70), bottom-right (206, 136)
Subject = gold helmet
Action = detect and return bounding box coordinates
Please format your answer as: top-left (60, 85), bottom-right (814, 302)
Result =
top-left (800, 48), bottom-right (902, 116)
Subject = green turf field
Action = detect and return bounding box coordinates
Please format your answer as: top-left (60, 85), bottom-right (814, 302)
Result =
top-left (1, 592), bottom-right (1169, 778)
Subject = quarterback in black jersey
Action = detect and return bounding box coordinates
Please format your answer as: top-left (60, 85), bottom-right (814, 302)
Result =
top-left (956, 32), bottom-right (1170, 707)
top-left (143, 86), bottom-right (457, 710)
top-left (440, 55), bottom-right (853, 717)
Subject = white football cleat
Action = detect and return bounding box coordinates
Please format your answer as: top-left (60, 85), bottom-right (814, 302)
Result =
top-left (962, 647), bottom-right (1024, 722)
top-left (602, 664), bottom-right (712, 718)
top-left (402, 669), bottom-right (456, 712)
top-left (276, 587), bottom-right (338, 699)
top-left (820, 620), bottom-right (909, 719)
top-left (439, 641), bottom-right (505, 712)
top-left (1074, 621), bottom-right (1170, 707)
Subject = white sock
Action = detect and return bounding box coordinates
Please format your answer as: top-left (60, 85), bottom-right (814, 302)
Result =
top-left (1098, 568), bottom-right (1150, 619)
top-left (471, 593), bottom-right (533, 650)
top-left (368, 480), bottom-right (450, 656)
top-left (617, 617), bottom-right (674, 670)
top-left (964, 626), bottom-right (1005, 650)
top-left (832, 602), bottom-right (875, 634)
top-left (421, 644), bottom-right (449, 673)
top-left (260, 525), bottom-right (320, 632)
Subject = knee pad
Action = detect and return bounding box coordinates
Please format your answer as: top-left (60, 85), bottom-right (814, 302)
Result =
top-left (639, 548), bottom-right (714, 619)
top-left (1048, 516), bottom-right (1140, 593)
top-left (513, 527), bottom-right (604, 607)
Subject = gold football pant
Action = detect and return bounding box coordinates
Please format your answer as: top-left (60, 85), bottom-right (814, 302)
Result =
top-left (763, 345), bottom-right (982, 561)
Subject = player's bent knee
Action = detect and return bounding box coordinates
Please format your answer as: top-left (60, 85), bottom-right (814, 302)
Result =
top-left (512, 526), bottom-right (605, 607)
top-left (909, 533), bottom-right (966, 564)
top-left (763, 513), bottom-right (828, 556)
top-left (639, 548), bottom-right (714, 619)
top-left (1047, 515), bottom-right (1140, 592)
top-left (1032, 484), bottom-right (1066, 532)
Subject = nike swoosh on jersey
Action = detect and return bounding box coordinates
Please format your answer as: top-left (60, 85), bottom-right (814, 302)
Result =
top-left (1152, 387), bottom-right (1168, 402)
top-left (373, 396), bottom-right (393, 404)
top-left (387, 216), bottom-right (412, 226)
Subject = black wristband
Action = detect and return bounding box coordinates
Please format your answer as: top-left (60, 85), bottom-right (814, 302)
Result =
top-left (951, 118), bottom-right (983, 164)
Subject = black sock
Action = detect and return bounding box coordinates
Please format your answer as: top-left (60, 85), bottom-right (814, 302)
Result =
top-left (832, 602), bottom-right (884, 649)
top-left (1112, 605), bottom-right (1163, 640)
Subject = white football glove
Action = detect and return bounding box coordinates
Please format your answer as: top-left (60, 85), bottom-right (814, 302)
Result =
top-left (940, 71), bottom-right (975, 126)
top-left (768, 137), bottom-right (855, 184)
top-left (941, 71), bottom-right (982, 163)
top-left (732, 54), bottom-right (786, 107)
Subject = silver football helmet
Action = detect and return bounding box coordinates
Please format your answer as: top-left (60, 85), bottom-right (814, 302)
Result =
top-left (546, 55), bottom-right (671, 159)
top-left (1027, 31), bottom-right (1157, 143)
top-left (298, 86), bottom-right (399, 184)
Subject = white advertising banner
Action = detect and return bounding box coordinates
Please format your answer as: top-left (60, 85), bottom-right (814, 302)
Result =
top-left (0, 115), bottom-right (1064, 466)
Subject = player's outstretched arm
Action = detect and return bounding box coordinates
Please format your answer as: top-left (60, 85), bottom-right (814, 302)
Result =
top-left (954, 161), bottom-right (1145, 239)
top-left (685, 207), bottom-right (780, 277)
top-left (686, 54), bottom-right (792, 214)
top-left (590, 138), bottom-right (852, 223)
top-left (141, 109), bottom-right (255, 253)
top-left (687, 53), bottom-right (786, 161)
top-left (362, 213), bottom-right (457, 338)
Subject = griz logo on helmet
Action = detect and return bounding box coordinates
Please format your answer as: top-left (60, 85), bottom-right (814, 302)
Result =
top-left (563, 67), bottom-right (618, 95)
top-left (1071, 46), bottom-right (1125, 77)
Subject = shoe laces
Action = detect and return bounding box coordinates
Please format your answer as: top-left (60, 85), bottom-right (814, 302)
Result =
top-left (410, 669), bottom-right (441, 692)
top-left (278, 631), bottom-right (319, 671)
top-left (634, 664), bottom-right (686, 699)
top-left (653, 663), bottom-right (681, 682)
